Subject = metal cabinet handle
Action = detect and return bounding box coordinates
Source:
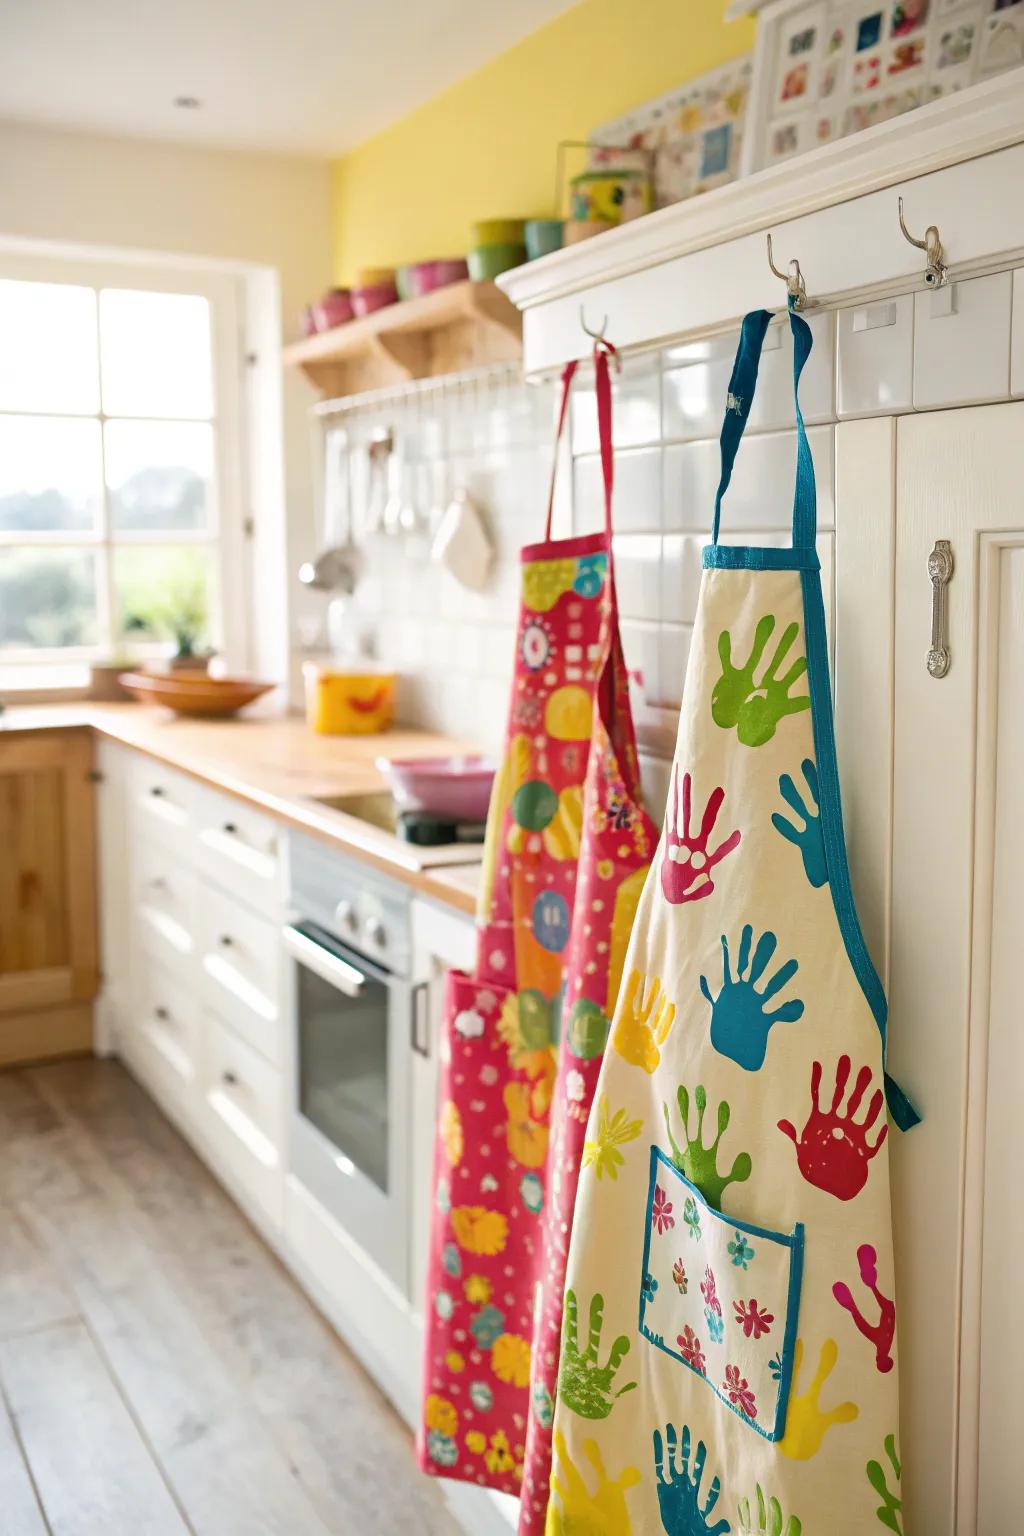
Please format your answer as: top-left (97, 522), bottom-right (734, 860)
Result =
top-left (411, 980), bottom-right (430, 1059)
top-left (222, 822), bottom-right (238, 835)
top-left (154, 1005), bottom-right (170, 1022)
top-left (222, 1069), bottom-right (239, 1087)
top-left (218, 933), bottom-right (234, 948)
top-left (149, 785), bottom-right (165, 798)
top-left (927, 539), bottom-right (954, 678)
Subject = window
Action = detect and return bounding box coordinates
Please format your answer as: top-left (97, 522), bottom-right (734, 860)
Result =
top-left (0, 266), bottom-right (245, 685)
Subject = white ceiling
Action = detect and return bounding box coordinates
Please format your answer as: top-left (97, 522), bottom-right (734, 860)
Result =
top-left (0, 0), bottom-right (575, 157)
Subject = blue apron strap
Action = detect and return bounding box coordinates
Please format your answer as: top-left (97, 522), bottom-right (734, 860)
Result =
top-left (712, 302), bottom-right (818, 553)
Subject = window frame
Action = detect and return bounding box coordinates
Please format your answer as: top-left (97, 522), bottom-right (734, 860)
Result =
top-left (0, 251), bottom-right (250, 677)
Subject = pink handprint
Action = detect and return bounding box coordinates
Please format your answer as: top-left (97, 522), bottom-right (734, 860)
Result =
top-left (833, 1243), bottom-right (895, 1373)
top-left (661, 767), bottom-right (741, 906)
top-left (779, 1055), bottom-right (888, 1201)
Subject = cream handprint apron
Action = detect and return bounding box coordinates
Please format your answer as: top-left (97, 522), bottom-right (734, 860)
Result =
top-left (545, 307), bottom-right (919, 1536)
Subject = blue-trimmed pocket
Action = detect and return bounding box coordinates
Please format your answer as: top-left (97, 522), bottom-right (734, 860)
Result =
top-left (638, 1147), bottom-right (803, 1442)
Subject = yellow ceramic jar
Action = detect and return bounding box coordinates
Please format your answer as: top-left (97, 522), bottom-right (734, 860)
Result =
top-left (303, 663), bottom-right (397, 735)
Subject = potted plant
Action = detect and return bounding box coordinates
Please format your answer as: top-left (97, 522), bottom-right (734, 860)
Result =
top-left (123, 568), bottom-right (214, 673)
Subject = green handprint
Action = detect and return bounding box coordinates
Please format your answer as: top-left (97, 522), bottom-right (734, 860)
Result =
top-left (866, 1434), bottom-right (903, 1533)
top-left (712, 614), bottom-right (810, 748)
top-left (558, 1289), bottom-right (637, 1420)
top-left (738, 1485), bottom-right (803, 1536)
top-left (662, 1083), bottom-right (753, 1210)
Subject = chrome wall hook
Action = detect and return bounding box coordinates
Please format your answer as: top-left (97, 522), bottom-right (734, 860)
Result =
top-left (766, 233), bottom-right (808, 311)
top-left (579, 304), bottom-right (609, 341)
top-left (898, 196), bottom-right (948, 288)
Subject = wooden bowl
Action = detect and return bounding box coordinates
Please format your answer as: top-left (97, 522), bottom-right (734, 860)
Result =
top-left (118, 671), bottom-right (275, 718)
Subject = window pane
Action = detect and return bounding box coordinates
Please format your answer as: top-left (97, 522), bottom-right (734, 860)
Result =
top-left (0, 281), bottom-right (99, 414)
top-left (114, 545), bottom-right (211, 652)
top-left (100, 290), bottom-right (213, 419)
top-left (0, 549), bottom-right (98, 650)
top-left (105, 419), bottom-right (212, 532)
top-left (0, 416), bottom-right (102, 532)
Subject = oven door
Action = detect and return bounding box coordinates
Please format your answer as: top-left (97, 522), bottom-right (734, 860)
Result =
top-left (284, 919), bottom-right (410, 1294)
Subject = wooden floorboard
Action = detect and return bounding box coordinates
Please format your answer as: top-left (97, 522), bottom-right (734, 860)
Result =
top-left (0, 1206), bottom-right (77, 1341)
top-left (0, 1319), bottom-right (189, 1536)
top-left (0, 1391), bottom-right (49, 1536)
top-left (4, 1059), bottom-right (459, 1536)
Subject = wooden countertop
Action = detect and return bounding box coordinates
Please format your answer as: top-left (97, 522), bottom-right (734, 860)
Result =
top-left (0, 703), bottom-right (483, 916)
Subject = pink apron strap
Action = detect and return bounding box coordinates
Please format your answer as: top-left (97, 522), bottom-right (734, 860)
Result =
top-left (543, 341), bottom-right (618, 542)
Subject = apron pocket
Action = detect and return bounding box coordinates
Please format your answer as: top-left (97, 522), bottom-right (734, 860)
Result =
top-left (638, 1147), bottom-right (804, 1442)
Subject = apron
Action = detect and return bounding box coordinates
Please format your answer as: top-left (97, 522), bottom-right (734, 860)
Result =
top-left (545, 307), bottom-right (919, 1536)
top-left (419, 342), bottom-right (651, 1497)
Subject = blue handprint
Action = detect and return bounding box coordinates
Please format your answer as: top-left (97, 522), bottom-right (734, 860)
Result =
top-left (653, 1423), bottom-right (730, 1536)
top-left (701, 924), bottom-right (805, 1071)
top-left (772, 760), bottom-right (827, 889)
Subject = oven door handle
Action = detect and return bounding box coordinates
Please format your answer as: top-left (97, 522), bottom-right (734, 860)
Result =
top-left (282, 924), bottom-right (366, 998)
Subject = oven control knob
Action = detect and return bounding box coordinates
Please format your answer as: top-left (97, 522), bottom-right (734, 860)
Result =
top-left (334, 900), bottom-right (356, 933)
top-left (364, 917), bottom-right (387, 950)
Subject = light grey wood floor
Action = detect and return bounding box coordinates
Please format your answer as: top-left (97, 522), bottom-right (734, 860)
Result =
top-left (0, 1059), bottom-right (459, 1536)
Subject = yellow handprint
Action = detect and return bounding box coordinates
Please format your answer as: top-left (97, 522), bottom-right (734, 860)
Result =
top-left (546, 1428), bottom-right (639, 1536)
top-left (779, 1338), bottom-right (859, 1460)
top-left (611, 970), bottom-right (676, 1074)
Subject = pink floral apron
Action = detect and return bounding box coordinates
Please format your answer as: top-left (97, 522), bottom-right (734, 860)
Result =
top-left (418, 345), bottom-right (653, 1502)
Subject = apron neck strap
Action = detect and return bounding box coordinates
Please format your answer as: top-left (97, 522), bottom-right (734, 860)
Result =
top-left (544, 340), bottom-right (617, 543)
top-left (711, 304), bottom-right (817, 551)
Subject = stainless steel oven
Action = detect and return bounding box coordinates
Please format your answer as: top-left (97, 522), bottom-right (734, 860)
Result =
top-left (285, 833), bottom-right (414, 1294)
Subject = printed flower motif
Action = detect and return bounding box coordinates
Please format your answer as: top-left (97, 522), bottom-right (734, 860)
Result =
top-left (581, 1095), bottom-right (643, 1181)
top-left (565, 1069), bottom-right (586, 1103)
top-left (519, 1172), bottom-right (544, 1213)
top-left (652, 1185), bottom-right (675, 1234)
top-left (491, 1332), bottom-right (532, 1388)
top-left (532, 1383), bottom-right (554, 1428)
top-left (465, 1430), bottom-right (486, 1455)
top-left (672, 1258), bottom-right (688, 1294)
top-left (728, 1230), bottom-right (756, 1270)
top-left (479, 1064), bottom-right (499, 1087)
top-left (434, 1290), bottom-right (454, 1320)
top-left (683, 1196), bottom-right (703, 1241)
top-left (724, 1363), bottom-right (758, 1420)
top-left (676, 1325), bottom-right (707, 1375)
top-left (464, 1273), bottom-right (491, 1304)
top-left (479, 1172), bottom-right (499, 1193)
top-left (733, 1298), bottom-right (775, 1340)
top-left (445, 1350), bottom-right (465, 1373)
top-left (641, 1271), bottom-right (658, 1304)
top-left (476, 989), bottom-right (497, 1012)
top-left (484, 1429), bottom-right (517, 1476)
top-left (503, 1082), bottom-right (550, 1170)
top-left (700, 1265), bottom-right (722, 1316)
top-left (439, 1101), bottom-right (463, 1167)
top-left (426, 1429), bottom-right (457, 1467)
top-left (441, 1242), bottom-right (461, 1278)
top-left (454, 1008), bottom-right (485, 1040)
top-left (424, 1395), bottom-right (459, 1437)
top-left (451, 1205), bottom-right (509, 1256)
top-left (470, 1304), bottom-right (506, 1348)
top-left (436, 1178), bottom-right (450, 1214)
top-left (705, 1308), bottom-right (725, 1344)
top-left (469, 1380), bottom-right (494, 1411)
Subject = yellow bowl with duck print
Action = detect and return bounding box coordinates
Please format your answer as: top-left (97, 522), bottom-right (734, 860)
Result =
top-left (303, 663), bottom-right (396, 735)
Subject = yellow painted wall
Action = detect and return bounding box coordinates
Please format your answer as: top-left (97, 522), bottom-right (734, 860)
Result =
top-left (332, 0), bottom-right (753, 282)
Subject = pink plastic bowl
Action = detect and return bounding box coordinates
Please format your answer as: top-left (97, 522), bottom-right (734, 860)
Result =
top-left (407, 259), bottom-right (470, 297)
top-left (312, 289), bottom-right (354, 330)
top-left (352, 283), bottom-right (398, 317)
top-left (376, 754), bottom-right (496, 822)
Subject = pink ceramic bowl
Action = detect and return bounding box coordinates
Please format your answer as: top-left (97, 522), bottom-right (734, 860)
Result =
top-left (352, 283), bottom-right (398, 317)
top-left (407, 258), bottom-right (469, 297)
top-left (312, 289), bottom-right (354, 330)
top-left (376, 754), bottom-right (496, 822)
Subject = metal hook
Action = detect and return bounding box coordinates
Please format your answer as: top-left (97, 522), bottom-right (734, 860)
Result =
top-left (898, 196), bottom-right (947, 288)
top-left (766, 233), bottom-right (808, 311)
top-left (579, 304), bottom-right (609, 341)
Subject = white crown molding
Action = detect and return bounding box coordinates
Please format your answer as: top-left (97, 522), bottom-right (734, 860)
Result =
top-left (498, 73), bottom-right (1024, 311)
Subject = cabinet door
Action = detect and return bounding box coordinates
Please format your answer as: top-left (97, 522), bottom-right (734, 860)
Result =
top-left (890, 403), bottom-right (1024, 1536)
top-left (0, 729), bottom-right (98, 1057)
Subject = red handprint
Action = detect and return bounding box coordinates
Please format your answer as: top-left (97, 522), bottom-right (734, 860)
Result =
top-left (832, 1243), bottom-right (895, 1373)
top-left (778, 1055), bottom-right (888, 1201)
top-left (661, 767), bottom-right (741, 906)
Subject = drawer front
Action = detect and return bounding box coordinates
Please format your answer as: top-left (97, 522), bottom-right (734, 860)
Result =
top-left (125, 959), bottom-right (199, 1119)
top-left (202, 1010), bottom-right (283, 1225)
top-left (130, 755), bottom-right (197, 851)
top-left (195, 785), bottom-right (281, 914)
top-left (134, 838), bottom-right (198, 973)
top-left (198, 881), bottom-right (281, 1063)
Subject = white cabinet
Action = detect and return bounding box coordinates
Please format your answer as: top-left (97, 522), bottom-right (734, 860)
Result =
top-left (203, 1007), bottom-right (284, 1227)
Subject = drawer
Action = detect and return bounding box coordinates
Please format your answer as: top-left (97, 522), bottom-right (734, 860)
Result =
top-left (129, 755), bottom-right (197, 850)
top-left (198, 881), bottom-right (281, 1063)
top-left (133, 838), bottom-right (197, 972)
top-left (124, 959), bottom-right (199, 1123)
top-left (194, 785), bottom-right (281, 914)
top-left (202, 1011), bottom-right (283, 1226)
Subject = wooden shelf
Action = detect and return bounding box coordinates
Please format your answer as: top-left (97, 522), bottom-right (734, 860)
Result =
top-left (283, 279), bottom-right (523, 396)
